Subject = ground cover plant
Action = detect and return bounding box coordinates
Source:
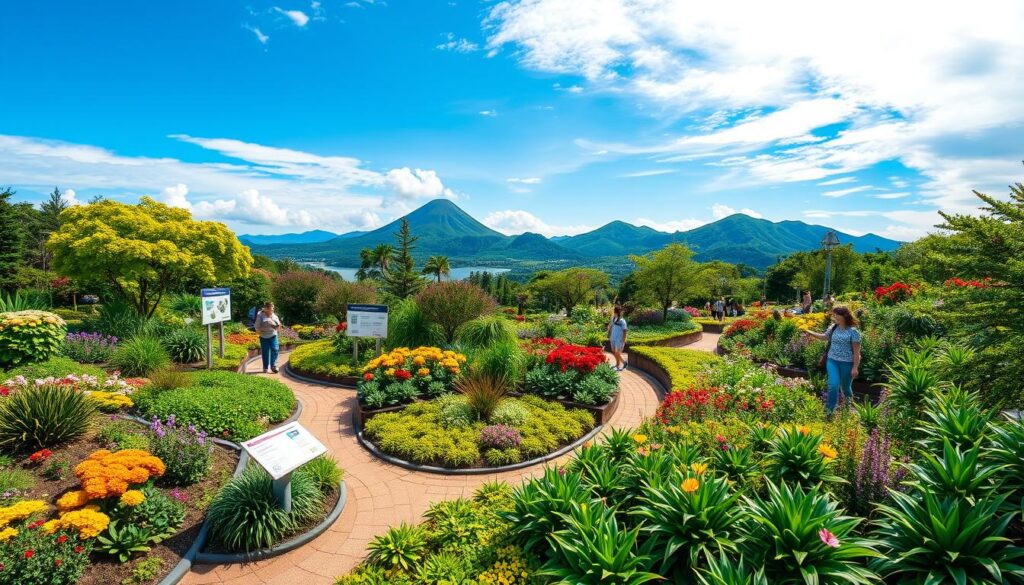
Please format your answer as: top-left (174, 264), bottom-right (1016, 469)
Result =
top-left (627, 346), bottom-right (723, 389)
top-left (288, 339), bottom-right (363, 379)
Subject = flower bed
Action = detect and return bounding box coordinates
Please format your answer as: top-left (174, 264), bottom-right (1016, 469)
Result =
top-left (0, 413), bottom-right (238, 585)
top-left (2, 372), bottom-right (144, 412)
top-left (357, 347), bottom-right (466, 409)
top-left (286, 339), bottom-right (362, 385)
top-left (360, 394), bottom-right (595, 469)
top-left (625, 321), bottom-right (702, 346)
top-left (627, 346), bottom-right (723, 393)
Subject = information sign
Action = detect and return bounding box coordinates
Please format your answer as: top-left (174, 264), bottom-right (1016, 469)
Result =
top-left (200, 288), bottom-right (231, 325)
top-left (241, 422), bottom-right (328, 480)
top-left (347, 304), bottom-right (388, 338)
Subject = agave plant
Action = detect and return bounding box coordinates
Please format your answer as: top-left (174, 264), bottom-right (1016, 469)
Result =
top-left (570, 444), bottom-right (627, 501)
top-left (713, 444), bottom-right (758, 484)
top-left (622, 446), bottom-right (679, 496)
top-left (989, 414), bottom-right (1024, 515)
top-left (0, 383), bottom-right (96, 449)
top-left (632, 469), bottom-right (741, 577)
top-left (852, 398), bottom-right (881, 432)
top-left (936, 343), bottom-right (976, 386)
top-left (740, 482), bottom-right (880, 584)
top-left (539, 502), bottom-right (661, 585)
top-left (366, 522), bottom-right (428, 572)
top-left (603, 427), bottom-right (639, 462)
top-left (697, 553), bottom-right (769, 585)
top-left (747, 422), bottom-right (776, 453)
top-left (764, 426), bottom-right (843, 486)
top-left (882, 348), bottom-right (944, 412)
top-left (872, 490), bottom-right (1024, 583)
top-left (917, 386), bottom-right (991, 450)
top-left (501, 466), bottom-right (592, 555)
top-left (904, 439), bottom-right (1001, 504)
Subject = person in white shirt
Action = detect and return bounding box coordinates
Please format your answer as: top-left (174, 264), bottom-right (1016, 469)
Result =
top-left (254, 301), bottom-right (282, 373)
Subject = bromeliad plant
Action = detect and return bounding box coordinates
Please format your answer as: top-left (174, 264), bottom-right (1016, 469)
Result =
top-left (764, 426), bottom-right (842, 486)
top-left (502, 466), bottom-right (592, 555)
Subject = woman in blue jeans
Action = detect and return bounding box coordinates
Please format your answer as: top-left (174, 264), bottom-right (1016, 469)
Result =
top-left (254, 301), bottom-right (282, 373)
top-left (802, 306), bottom-right (861, 412)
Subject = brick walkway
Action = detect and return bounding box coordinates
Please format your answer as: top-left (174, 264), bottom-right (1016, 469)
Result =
top-left (687, 331), bottom-right (721, 353)
top-left (182, 352), bottom-right (665, 585)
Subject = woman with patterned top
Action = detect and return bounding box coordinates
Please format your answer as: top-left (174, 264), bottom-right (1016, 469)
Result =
top-left (802, 306), bottom-right (861, 412)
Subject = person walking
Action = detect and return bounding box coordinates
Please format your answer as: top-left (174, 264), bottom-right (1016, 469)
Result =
top-left (713, 297), bottom-right (725, 322)
top-left (801, 290), bottom-right (813, 314)
top-left (255, 301), bottom-right (282, 374)
top-left (608, 305), bottom-right (629, 371)
top-left (802, 306), bottom-right (861, 413)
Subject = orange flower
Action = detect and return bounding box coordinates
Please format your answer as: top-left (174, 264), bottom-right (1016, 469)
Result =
top-left (74, 449), bottom-right (165, 500)
top-left (681, 478), bottom-right (700, 493)
top-left (56, 490), bottom-right (90, 512)
top-left (690, 463), bottom-right (708, 476)
top-left (796, 425), bottom-right (811, 435)
top-left (818, 444), bottom-right (838, 461)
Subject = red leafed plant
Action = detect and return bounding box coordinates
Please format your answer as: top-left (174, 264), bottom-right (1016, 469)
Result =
top-left (943, 277), bottom-right (991, 289)
top-left (724, 318), bottom-right (759, 338)
top-left (874, 282), bottom-right (914, 304)
top-left (545, 344), bottom-right (605, 374)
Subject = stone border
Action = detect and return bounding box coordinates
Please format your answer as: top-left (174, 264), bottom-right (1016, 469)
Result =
top-left (605, 328), bottom-right (703, 351)
top-left (626, 353), bottom-right (670, 398)
top-left (193, 481), bottom-right (348, 564)
top-left (352, 408), bottom-right (605, 475)
top-left (283, 362), bottom-right (358, 388)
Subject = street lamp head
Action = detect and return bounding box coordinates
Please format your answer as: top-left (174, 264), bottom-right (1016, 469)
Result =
top-left (821, 230), bottom-right (840, 250)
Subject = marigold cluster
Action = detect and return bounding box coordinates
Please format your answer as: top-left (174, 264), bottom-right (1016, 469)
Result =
top-left (43, 508), bottom-right (110, 539)
top-left (119, 490), bottom-right (146, 507)
top-left (74, 449), bottom-right (165, 500)
top-left (0, 500), bottom-right (48, 528)
top-left (56, 490), bottom-right (91, 512)
top-left (363, 347), bottom-right (466, 377)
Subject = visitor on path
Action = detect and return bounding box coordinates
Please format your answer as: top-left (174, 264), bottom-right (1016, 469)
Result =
top-left (608, 305), bottom-right (628, 371)
top-left (713, 297), bottom-right (725, 322)
top-left (801, 290), bottom-right (813, 314)
top-left (255, 301), bottom-right (282, 374)
top-left (802, 306), bottom-right (861, 413)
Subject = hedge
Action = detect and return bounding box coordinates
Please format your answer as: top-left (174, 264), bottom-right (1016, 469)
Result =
top-left (628, 346), bottom-right (722, 390)
top-left (628, 322), bottom-right (702, 346)
top-left (288, 340), bottom-right (358, 379)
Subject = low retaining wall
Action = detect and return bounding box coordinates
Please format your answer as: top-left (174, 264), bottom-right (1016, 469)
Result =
top-left (606, 329), bottom-right (703, 351)
top-left (627, 353), bottom-right (670, 396)
top-left (282, 363), bottom-right (359, 388)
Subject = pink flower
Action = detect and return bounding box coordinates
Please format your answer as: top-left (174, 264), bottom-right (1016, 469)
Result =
top-left (819, 528), bottom-right (840, 548)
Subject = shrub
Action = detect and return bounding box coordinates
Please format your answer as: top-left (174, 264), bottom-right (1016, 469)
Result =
top-left (628, 346), bottom-right (723, 390)
top-left (86, 299), bottom-right (147, 339)
top-left (148, 416), bottom-right (213, 486)
top-left (457, 315), bottom-right (516, 349)
top-left (0, 310), bottom-right (66, 368)
top-left (313, 279), bottom-right (377, 321)
top-left (458, 372), bottom-right (508, 422)
top-left (134, 371), bottom-right (295, 440)
top-left (416, 281), bottom-right (496, 343)
top-left (765, 426), bottom-right (842, 487)
top-left (480, 425), bottom-right (522, 449)
top-left (110, 335), bottom-right (171, 376)
top-left (0, 524), bottom-right (93, 585)
top-left (386, 299), bottom-right (443, 349)
top-left (2, 356), bottom-right (105, 381)
top-left (163, 327), bottom-right (207, 364)
top-left (144, 368), bottom-right (190, 393)
top-left (0, 384), bottom-right (96, 450)
top-left (62, 332), bottom-right (118, 363)
top-left (167, 293), bottom-right (202, 318)
top-left (436, 394), bottom-right (474, 429)
top-left (206, 465), bottom-right (325, 552)
top-left (97, 419), bottom-right (151, 451)
top-left (474, 340), bottom-right (526, 389)
top-left (288, 340), bottom-right (358, 379)
top-left (271, 270), bottom-right (333, 323)
top-left (491, 399), bottom-right (530, 427)
top-left (299, 455), bottom-right (343, 493)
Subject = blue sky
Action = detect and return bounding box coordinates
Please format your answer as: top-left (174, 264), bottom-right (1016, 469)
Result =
top-left (2, 0), bottom-right (1023, 240)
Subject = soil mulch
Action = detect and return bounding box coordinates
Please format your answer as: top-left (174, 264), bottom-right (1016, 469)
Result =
top-left (8, 418), bottom-right (239, 585)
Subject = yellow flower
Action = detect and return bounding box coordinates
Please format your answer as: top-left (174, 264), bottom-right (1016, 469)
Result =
top-left (0, 527), bottom-right (18, 542)
top-left (818, 444), bottom-right (838, 460)
top-left (0, 500), bottom-right (47, 528)
top-left (690, 463), bottom-right (708, 476)
top-left (681, 478), bottom-right (700, 493)
top-left (48, 509), bottom-right (110, 539)
top-left (633, 434), bottom-right (648, 444)
top-left (417, 367), bottom-right (430, 377)
top-left (56, 490), bottom-right (90, 512)
top-left (413, 356), bottom-right (425, 366)
top-left (119, 490), bottom-right (145, 507)
top-left (384, 368), bottom-right (396, 377)
top-left (796, 425), bottom-right (811, 436)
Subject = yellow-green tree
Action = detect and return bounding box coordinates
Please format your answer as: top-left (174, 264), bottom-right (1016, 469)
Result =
top-left (48, 197), bottom-right (252, 317)
top-left (530, 267), bottom-right (609, 314)
top-left (630, 243), bottom-right (703, 321)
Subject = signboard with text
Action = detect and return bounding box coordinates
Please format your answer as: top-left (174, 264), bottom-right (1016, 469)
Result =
top-left (200, 288), bottom-right (231, 325)
top-left (241, 421), bottom-right (328, 480)
top-left (347, 304), bottom-right (388, 338)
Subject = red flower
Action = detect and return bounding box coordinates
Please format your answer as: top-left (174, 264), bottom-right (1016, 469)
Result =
top-left (55, 559), bottom-right (62, 567)
top-left (24, 550), bottom-right (34, 559)
top-left (515, 314), bottom-right (525, 321)
top-left (363, 372), bottom-right (374, 381)
top-left (724, 319), bottom-right (758, 338)
top-left (57, 535), bottom-right (68, 544)
top-left (28, 449), bottom-right (53, 464)
top-left (545, 344), bottom-right (605, 374)
top-left (0, 386), bottom-right (10, 397)
top-left (874, 282), bottom-right (914, 304)
top-left (28, 520), bottom-right (44, 530)
top-left (335, 322), bottom-right (348, 332)
top-left (393, 369), bottom-right (412, 381)
top-left (74, 546), bottom-right (84, 554)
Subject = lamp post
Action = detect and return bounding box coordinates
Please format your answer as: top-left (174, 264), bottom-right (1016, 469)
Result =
top-left (821, 231), bottom-right (840, 303)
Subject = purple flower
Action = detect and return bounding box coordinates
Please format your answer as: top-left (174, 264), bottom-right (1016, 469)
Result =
top-left (479, 425), bottom-right (522, 450)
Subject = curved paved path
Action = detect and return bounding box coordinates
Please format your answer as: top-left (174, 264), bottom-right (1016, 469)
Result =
top-left (183, 351), bottom-right (665, 585)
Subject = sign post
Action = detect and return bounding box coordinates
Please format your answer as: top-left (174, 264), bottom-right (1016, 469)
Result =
top-left (347, 304), bottom-right (388, 358)
top-left (201, 288), bottom-right (232, 369)
top-left (241, 421), bottom-right (328, 512)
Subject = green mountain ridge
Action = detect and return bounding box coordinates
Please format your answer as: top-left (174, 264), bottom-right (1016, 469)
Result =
top-left (251, 199), bottom-right (902, 271)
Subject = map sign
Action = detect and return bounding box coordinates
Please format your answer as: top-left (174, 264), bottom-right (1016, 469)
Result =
top-left (241, 421), bottom-right (328, 480)
top-left (347, 304), bottom-right (388, 338)
top-left (200, 288), bottom-right (231, 325)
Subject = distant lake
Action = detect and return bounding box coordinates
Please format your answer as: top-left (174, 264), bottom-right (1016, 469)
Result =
top-left (305, 263), bottom-right (510, 281)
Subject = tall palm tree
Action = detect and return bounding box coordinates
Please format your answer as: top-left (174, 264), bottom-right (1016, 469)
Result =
top-left (422, 255), bottom-right (451, 282)
top-left (356, 248), bottom-right (376, 280)
top-left (372, 244), bottom-right (394, 275)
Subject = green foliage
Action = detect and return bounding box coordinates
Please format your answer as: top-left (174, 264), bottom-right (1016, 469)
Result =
top-left (271, 270), bottom-right (333, 324)
top-left (0, 290), bottom-right (49, 312)
top-left (110, 334), bottom-right (171, 376)
top-left (86, 299), bottom-right (147, 339)
top-left (381, 218), bottom-right (428, 299)
top-left (144, 367), bottom-right (190, 393)
top-left (627, 321), bottom-right (702, 345)
top-left (627, 346), bottom-right (723, 390)
top-left (366, 523), bottom-right (428, 572)
top-left (98, 419), bottom-right (151, 451)
top-left (458, 371), bottom-right (508, 422)
top-left (904, 440), bottom-right (1000, 502)
top-left (207, 464), bottom-right (326, 552)
top-left (528, 267), bottom-right (609, 314)
top-left (0, 188), bottom-right (25, 294)
top-left (764, 427), bottom-right (842, 487)
top-left (288, 339), bottom-right (358, 378)
top-left (48, 197), bottom-right (252, 317)
top-left (457, 314), bottom-right (516, 348)
top-left (3, 356), bottom-right (105, 380)
top-left (0, 310), bottom-right (66, 368)
top-left (503, 466), bottom-right (592, 554)
top-left (0, 526), bottom-right (93, 585)
top-left (313, 279), bottom-right (377, 321)
top-left (299, 454), bottom-right (343, 493)
top-left (167, 293), bottom-right (202, 317)
top-left (386, 299), bottom-right (443, 349)
top-left (226, 269), bottom-right (273, 321)
top-left (0, 383), bottom-right (96, 450)
top-left (630, 243), bottom-right (704, 321)
top-left (163, 327), bottom-right (207, 363)
top-left (491, 398), bottom-right (530, 427)
top-left (121, 557), bottom-right (165, 585)
top-left (134, 370), bottom-right (295, 440)
top-left (0, 467), bottom-right (34, 493)
top-left (96, 520), bottom-right (155, 562)
top-left (416, 281), bottom-right (496, 343)
top-left (740, 482), bottom-right (880, 584)
top-left (473, 340), bottom-right (526, 389)
top-left (149, 419), bottom-right (213, 486)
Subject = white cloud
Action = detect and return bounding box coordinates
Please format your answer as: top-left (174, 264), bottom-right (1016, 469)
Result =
top-left (506, 177), bottom-right (541, 184)
top-left (872, 192), bottom-right (911, 200)
top-left (712, 203), bottom-right (763, 219)
top-left (479, 110), bottom-right (498, 117)
top-left (194, 189), bottom-right (312, 226)
top-left (634, 217), bottom-right (704, 232)
top-left (385, 167), bottom-right (456, 200)
top-left (437, 33), bottom-right (479, 53)
top-left (803, 208), bottom-right (942, 240)
top-left (274, 7), bottom-right (310, 26)
top-left (621, 169), bottom-right (676, 178)
top-left (822, 185), bottom-right (873, 198)
top-left (61, 188), bottom-right (83, 206)
top-left (246, 26), bottom-right (269, 44)
top-left (817, 177), bottom-right (856, 187)
top-left (159, 183), bottom-right (191, 209)
top-left (483, 209), bottom-right (593, 237)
